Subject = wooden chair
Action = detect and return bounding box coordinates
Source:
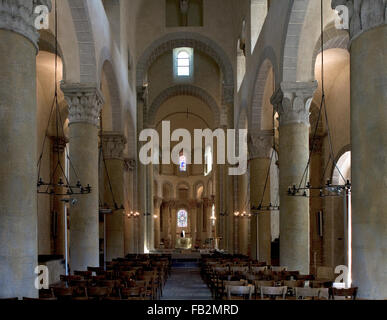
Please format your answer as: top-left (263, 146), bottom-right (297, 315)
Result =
top-left (52, 287), bottom-right (74, 300)
top-left (74, 270), bottom-right (92, 279)
top-left (310, 280), bottom-right (333, 288)
top-left (23, 297), bottom-right (57, 301)
top-left (295, 287), bottom-right (320, 300)
top-left (271, 266), bottom-right (288, 272)
top-left (121, 287), bottom-right (146, 300)
top-left (282, 280), bottom-right (305, 296)
top-left (260, 286), bottom-right (287, 300)
top-left (227, 286), bottom-right (254, 300)
top-left (329, 287), bottom-right (358, 300)
top-left (254, 280), bottom-right (275, 298)
top-left (86, 287), bottom-right (112, 300)
top-left (60, 275), bottom-right (81, 286)
top-left (251, 266), bottom-right (267, 273)
top-left (222, 281), bottom-right (247, 299)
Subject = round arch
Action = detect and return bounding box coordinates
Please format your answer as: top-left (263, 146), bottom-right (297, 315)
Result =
top-left (147, 85), bottom-right (220, 127)
top-left (193, 180), bottom-right (205, 200)
top-left (136, 32), bottom-right (234, 104)
top-left (250, 58), bottom-right (275, 131)
top-left (67, 0), bottom-right (97, 83)
top-left (282, 0), bottom-right (337, 82)
top-left (100, 57), bottom-right (123, 131)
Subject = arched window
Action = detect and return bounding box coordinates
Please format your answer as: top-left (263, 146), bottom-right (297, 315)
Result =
top-left (174, 47), bottom-right (194, 80)
top-left (204, 145), bottom-right (213, 176)
top-left (177, 210), bottom-right (188, 228)
top-left (177, 51), bottom-right (190, 76)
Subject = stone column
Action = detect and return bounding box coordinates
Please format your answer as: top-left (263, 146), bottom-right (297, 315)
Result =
top-left (146, 164), bottom-right (154, 252)
top-left (101, 132), bottom-right (126, 261)
top-left (154, 197), bottom-right (162, 249)
top-left (203, 198), bottom-right (212, 244)
top-left (61, 83), bottom-right (104, 272)
top-left (170, 202), bottom-right (177, 249)
top-left (124, 158), bottom-right (136, 254)
top-left (271, 81), bottom-right (317, 274)
top-left (248, 130), bottom-right (273, 263)
top-left (0, 0), bottom-right (51, 298)
top-left (161, 201), bottom-right (169, 246)
top-left (51, 136), bottom-right (69, 256)
top-left (189, 200), bottom-right (198, 247)
top-left (331, 0), bottom-right (387, 299)
top-left (237, 172), bottom-right (249, 255)
top-left (137, 88), bottom-right (147, 253)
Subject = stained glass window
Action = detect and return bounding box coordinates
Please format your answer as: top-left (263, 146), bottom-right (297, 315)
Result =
top-left (179, 154), bottom-right (187, 172)
top-left (177, 210), bottom-right (188, 228)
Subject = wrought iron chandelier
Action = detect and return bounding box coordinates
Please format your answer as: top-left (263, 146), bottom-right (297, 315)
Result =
top-left (287, 0), bottom-right (351, 199)
top-left (98, 115), bottom-right (124, 215)
top-left (37, 2), bottom-right (91, 197)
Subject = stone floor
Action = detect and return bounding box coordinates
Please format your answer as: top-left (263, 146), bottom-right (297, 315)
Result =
top-left (161, 268), bottom-right (213, 300)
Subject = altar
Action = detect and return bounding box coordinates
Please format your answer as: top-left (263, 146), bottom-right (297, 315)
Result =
top-left (175, 237), bottom-right (192, 249)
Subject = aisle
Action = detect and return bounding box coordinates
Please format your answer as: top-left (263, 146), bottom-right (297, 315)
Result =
top-left (161, 268), bottom-right (212, 300)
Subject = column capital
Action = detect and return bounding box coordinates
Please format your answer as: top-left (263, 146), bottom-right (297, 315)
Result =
top-left (124, 158), bottom-right (136, 172)
top-left (101, 132), bottom-right (127, 160)
top-left (248, 130), bottom-right (273, 160)
top-left (271, 81), bottom-right (317, 127)
top-left (0, 0), bottom-right (52, 50)
top-left (61, 82), bottom-right (104, 127)
top-left (332, 0), bottom-right (386, 41)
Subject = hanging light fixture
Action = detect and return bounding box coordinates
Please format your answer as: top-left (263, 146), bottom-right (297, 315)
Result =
top-left (98, 115), bottom-right (124, 215)
top-left (37, 1), bottom-right (91, 197)
top-left (251, 79), bottom-right (280, 214)
top-left (287, 0), bottom-right (351, 199)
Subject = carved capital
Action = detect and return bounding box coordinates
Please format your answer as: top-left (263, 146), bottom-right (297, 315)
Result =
top-left (124, 158), bottom-right (136, 172)
top-left (271, 81), bottom-right (317, 127)
top-left (248, 130), bottom-right (273, 160)
top-left (61, 82), bottom-right (104, 127)
top-left (101, 132), bottom-right (127, 160)
top-left (0, 0), bottom-right (52, 50)
top-left (332, 0), bottom-right (386, 41)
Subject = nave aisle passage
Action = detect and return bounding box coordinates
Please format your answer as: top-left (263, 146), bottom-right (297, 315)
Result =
top-left (161, 268), bottom-right (212, 300)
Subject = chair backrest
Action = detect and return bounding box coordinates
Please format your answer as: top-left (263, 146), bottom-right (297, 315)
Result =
top-left (74, 270), bottom-right (92, 278)
top-left (52, 287), bottom-right (74, 297)
top-left (260, 286), bottom-right (287, 300)
top-left (121, 287), bottom-right (145, 299)
top-left (69, 280), bottom-right (90, 288)
top-left (98, 280), bottom-right (120, 288)
top-left (283, 280), bottom-right (305, 288)
top-left (329, 287), bottom-right (358, 300)
top-left (224, 281), bottom-right (246, 291)
top-left (227, 286), bottom-right (254, 300)
top-left (231, 266), bottom-right (249, 273)
top-left (87, 287), bottom-right (112, 298)
top-left (254, 280), bottom-right (275, 289)
top-left (251, 266), bottom-right (267, 273)
top-left (295, 287), bottom-right (320, 300)
top-left (271, 266), bottom-right (288, 272)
